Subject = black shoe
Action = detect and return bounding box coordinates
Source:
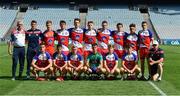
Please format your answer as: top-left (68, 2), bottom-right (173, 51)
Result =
top-left (139, 76), bottom-right (147, 81)
top-left (147, 75), bottom-right (151, 80)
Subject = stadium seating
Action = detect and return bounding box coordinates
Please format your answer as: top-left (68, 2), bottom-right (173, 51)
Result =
top-left (157, 6), bottom-right (180, 14)
top-left (87, 5), bottom-right (144, 31)
top-left (23, 5), bottom-right (80, 31)
top-left (149, 7), bottom-right (180, 39)
top-left (0, 8), bottom-right (17, 38)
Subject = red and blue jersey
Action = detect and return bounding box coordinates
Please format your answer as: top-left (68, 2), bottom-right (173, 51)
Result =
top-left (68, 52), bottom-right (83, 67)
top-left (68, 28), bottom-right (84, 48)
top-left (55, 29), bottom-right (69, 51)
top-left (26, 29), bottom-right (42, 49)
top-left (104, 53), bottom-right (118, 69)
top-left (97, 28), bottom-right (112, 49)
top-left (122, 53), bottom-right (137, 70)
top-left (42, 30), bottom-right (56, 47)
top-left (126, 33), bottom-right (139, 51)
top-left (84, 29), bottom-right (97, 51)
top-left (33, 52), bottom-right (51, 67)
top-left (53, 52), bottom-right (67, 67)
top-left (112, 31), bottom-right (128, 51)
top-left (138, 29), bottom-right (153, 48)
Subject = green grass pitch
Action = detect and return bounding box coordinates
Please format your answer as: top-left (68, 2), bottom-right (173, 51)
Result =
top-left (0, 43), bottom-right (180, 95)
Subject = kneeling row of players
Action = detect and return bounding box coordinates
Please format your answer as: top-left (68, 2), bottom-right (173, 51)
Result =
top-left (31, 42), bottom-right (157, 81)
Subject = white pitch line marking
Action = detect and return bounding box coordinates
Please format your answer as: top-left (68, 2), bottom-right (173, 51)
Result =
top-left (148, 81), bottom-right (167, 96)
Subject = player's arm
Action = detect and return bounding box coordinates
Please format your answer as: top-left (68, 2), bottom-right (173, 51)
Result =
top-left (52, 53), bottom-right (60, 69)
top-left (149, 30), bottom-right (154, 41)
top-left (25, 31), bottom-right (28, 44)
top-left (130, 62), bottom-right (138, 73)
top-left (104, 60), bottom-right (110, 72)
top-left (8, 33), bottom-right (15, 55)
top-left (68, 61), bottom-right (76, 69)
top-left (150, 58), bottom-right (164, 65)
top-left (43, 54), bottom-right (53, 71)
top-left (8, 40), bottom-right (13, 55)
top-left (43, 59), bottom-right (52, 71)
top-left (53, 59), bottom-right (60, 69)
top-left (121, 60), bottom-right (131, 73)
top-left (111, 54), bottom-right (119, 73)
top-left (76, 55), bottom-right (83, 70)
top-left (31, 59), bottom-right (41, 70)
top-left (98, 55), bottom-right (103, 69)
top-left (67, 54), bottom-right (76, 69)
top-left (86, 55), bottom-right (90, 67)
top-left (39, 31), bottom-right (43, 44)
top-left (77, 61), bottom-right (83, 70)
top-left (61, 61), bottom-right (68, 69)
top-left (111, 60), bottom-right (118, 73)
top-left (130, 54), bottom-right (139, 73)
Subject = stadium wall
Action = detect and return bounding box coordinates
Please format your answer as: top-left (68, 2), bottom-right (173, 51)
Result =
top-left (162, 39), bottom-right (180, 45)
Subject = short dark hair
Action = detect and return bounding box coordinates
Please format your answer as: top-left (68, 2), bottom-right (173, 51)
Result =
top-left (102, 20), bottom-right (108, 24)
top-left (88, 21), bottom-right (94, 24)
top-left (60, 20), bottom-right (66, 24)
top-left (108, 44), bottom-right (114, 49)
top-left (56, 44), bottom-right (63, 49)
top-left (46, 20), bottom-right (52, 24)
top-left (92, 43), bottom-right (98, 47)
top-left (116, 23), bottom-right (123, 27)
top-left (40, 42), bottom-right (46, 46)
top-left (129, 23), bottom-right (136, 27)
top-left (74, 18), bottom-right (81, 22)
top-left (31, 20), bottom-right (37, 24)
top-left (142, 21), bottom-right (148, 25)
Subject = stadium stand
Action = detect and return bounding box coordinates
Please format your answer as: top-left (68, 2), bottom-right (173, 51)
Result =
top-left (156, 6), bottom-right (180, 14)
top-left (149, 6), bottom-right (180, 45)
top-left (87, 5), bottom-right (144, 31)
top-left (23, 5), bottom-right (80, 31)
top-left (149, 7), bottom-right (180, 38)
top-left (0, 8), bottom-right (17, 39)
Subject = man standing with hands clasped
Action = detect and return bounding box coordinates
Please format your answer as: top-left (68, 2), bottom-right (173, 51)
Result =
top-left (8, 21), bottom-right (26, 80)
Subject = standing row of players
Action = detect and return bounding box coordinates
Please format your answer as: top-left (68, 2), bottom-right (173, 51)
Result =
top-left (8, 18), bottom-right (164, 81)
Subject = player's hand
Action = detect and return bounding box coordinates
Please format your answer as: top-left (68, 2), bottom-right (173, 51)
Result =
top-left (130, 70), bottom-right (134, 74)
top-left (111, 70), bottom-right (115, 74)
top-left (75, 67), bottom-right (79, 71)
top-left (8, 51), bottom-right (12, 55)
top-left (107, 69), bottom-right (110, 73)
top-left (60, 67), bottom-right (63, 71)
top-left (127, 70), bottom-right (131, 73)
top-left (150, 61), bottom-right (154, 65)
top-left (41, 68), bottom-right (46, 71)
top-left (36, 67), bottom-right (41, 71)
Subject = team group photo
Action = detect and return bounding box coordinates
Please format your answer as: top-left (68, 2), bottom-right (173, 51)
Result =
top-left (0, 0), bottom-right (180, 95)
top-left (8, 18), bottom-right (164, 82)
